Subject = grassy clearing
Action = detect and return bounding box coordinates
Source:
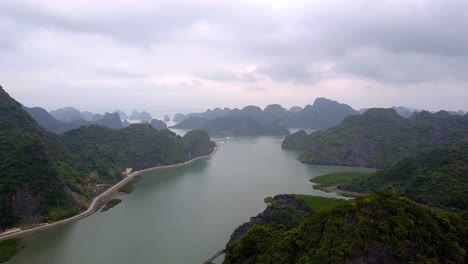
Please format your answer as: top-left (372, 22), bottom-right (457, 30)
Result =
top-left (0, 239), bottom-right (24, 263)
top-left (294, 195), bottom-right (348, 210)
top-left (101, 199), bottom-right (122, 212)
top-left (310, 172), bottom-right (372, 190)
top-left (119, 177), bottom-right (139, 193)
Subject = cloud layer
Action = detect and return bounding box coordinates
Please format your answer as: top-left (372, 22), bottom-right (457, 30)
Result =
top-left (1, 0), bottom-right (467, 114)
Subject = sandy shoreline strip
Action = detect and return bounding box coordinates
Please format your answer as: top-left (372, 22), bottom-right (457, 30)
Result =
top-left (0, 146), bottom-right (218, 241)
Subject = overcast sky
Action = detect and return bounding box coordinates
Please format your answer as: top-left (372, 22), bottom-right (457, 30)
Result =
top-left (1, 0), bottom-right (467, 115)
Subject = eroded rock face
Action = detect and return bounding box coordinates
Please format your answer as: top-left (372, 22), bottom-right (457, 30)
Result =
top-left (13, 189), bottom-right (44, 226)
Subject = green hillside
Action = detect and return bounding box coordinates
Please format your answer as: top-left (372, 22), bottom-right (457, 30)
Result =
top-left (224, 193), bottom-right (467, 263)
top-left (0, 86), bottom-right (215, 231)
top-left (282, 108), bottom-right (468, 168)
top-left (342, 144), bottom-right (468, 211)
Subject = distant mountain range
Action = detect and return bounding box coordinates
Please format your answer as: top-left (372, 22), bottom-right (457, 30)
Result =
top-left (23, 107), bottom-right (168, 134)
top-left (359, 106), bottom-right (466, 118)
top-left (283, 108), bottom-right (468, 168)
top-left (49, 107), bottom-right (88, 122)
top-left (173, 116), bottom-right (290, 136)
top-left (129, 110), bottom-right (153, 122)
top-left (173, 98), bottom-right (359, 130)
top-left (46, 107), bottom-right (159, 123)
top-left (23, 107), bottom-right (124, 133)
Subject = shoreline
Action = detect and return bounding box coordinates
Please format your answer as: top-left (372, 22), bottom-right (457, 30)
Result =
top-left (0, 146), bottom-right (218, 241)
top-left (322, 185), bottom-right (365, 197)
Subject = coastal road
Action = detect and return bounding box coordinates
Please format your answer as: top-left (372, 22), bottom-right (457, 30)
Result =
top-left (0, 147), bottom-right (218, 241)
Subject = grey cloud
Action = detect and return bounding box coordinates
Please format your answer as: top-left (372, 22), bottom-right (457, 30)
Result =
top-left (194, 70), bottom-right (258, 83)
top-left (1, 0), bottom-right (468, 112)
top-left (94, 69), bottom-right (147, 79)
top-left (336, 48), bottom-right (468, 84)
top-left (0, 40), bottom-right (16, 51)
top-left (194, 70), bottom-right (240, 82)
top-left (256, 63), bottom-right (315, 84)
top-left (239, 0), bottom-right (468, 84)
top-left (254, 59), bottom-right (336, 85)
top-left (0, 1), bottom-right (279, 47)
top-left (245, 86), bottom-right (267, 92)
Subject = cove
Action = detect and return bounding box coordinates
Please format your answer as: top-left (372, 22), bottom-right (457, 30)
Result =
top-left (7, 135), bottom-right (373, 264)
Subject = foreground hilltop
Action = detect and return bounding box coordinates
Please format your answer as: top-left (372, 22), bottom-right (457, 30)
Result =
top-left (224, 193), bottom-right (467, 263)
top-left (0, 85), bottom-right (215, 231)
top-left (283, 108), bottom-right (468, 168)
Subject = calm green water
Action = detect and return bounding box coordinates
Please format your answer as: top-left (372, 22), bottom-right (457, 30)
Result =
top-left (8, 136), bottom-right (372, 264)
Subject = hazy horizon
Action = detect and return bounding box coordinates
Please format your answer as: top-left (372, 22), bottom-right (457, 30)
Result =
top-left (17, 96), bottom-right (465, 118)
top-left (1, 0), bottom-right (467, 114)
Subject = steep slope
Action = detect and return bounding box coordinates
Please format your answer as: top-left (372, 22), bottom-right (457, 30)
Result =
top-left (0, 87), bottom-right (79, 230)
top-left (283, 108), bottom-right (468, 168)
top-left (224, 193), bottom-right (467, 264)
top-left (22, 106), bottom-right (63, 132)
top-left (343, 144), bottom-right (468, 210)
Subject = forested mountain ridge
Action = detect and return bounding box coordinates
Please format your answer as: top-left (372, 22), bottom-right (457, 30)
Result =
top-left (0, 86), bottom-right (215, 231)
top-left (342, 144), bottom-right (468, 211)
top-left (282, 108), bottom-right (468, 168)
top-left (223, 193), bottom-right (468, 264)
top-left (173, 98), bottom-right (359, 129)
top-left (61, 125), bottom-right (214, 177)
top-left (173, 116), bottom-right (290, 136)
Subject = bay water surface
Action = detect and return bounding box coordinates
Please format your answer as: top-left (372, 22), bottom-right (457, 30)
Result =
top-left (8, 134), bottom-right (372, 264)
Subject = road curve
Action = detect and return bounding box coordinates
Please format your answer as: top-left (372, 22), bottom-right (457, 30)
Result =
top-left (0, 146), bottom-right (218, 241)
